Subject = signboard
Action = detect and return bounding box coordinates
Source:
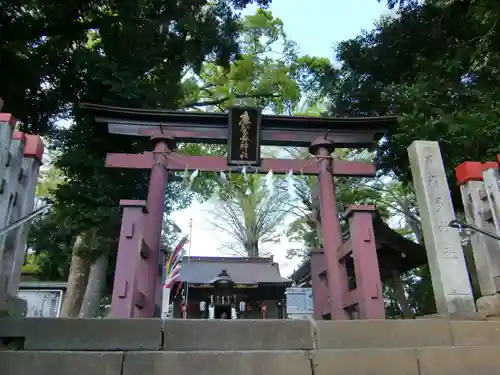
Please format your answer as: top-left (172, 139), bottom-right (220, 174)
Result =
top-left (286, 287), bottom-right (314, 315)
top-left (18, 289), bottom-right (63, 318)
top-left (227, 107), bottom-right (261, 166)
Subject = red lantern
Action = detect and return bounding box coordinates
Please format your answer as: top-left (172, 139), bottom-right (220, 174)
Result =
top-left (181, 304), bottom-right (187, 313)
top-left (260, 303), bottom-right (267, 319)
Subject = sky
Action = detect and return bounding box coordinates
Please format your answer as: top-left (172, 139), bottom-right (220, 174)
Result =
top-left (170, 0), bottom-right (390, 276)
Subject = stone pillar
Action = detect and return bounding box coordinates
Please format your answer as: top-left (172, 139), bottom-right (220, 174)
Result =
top-left (309, 138), bottom-right (347, 319)
top-left (0, 131), bottom-right (25, 297)
top-left (142, 135), bottom-right (172, 317)
top-left (407, 141), bottom-right (476, 315)
top-left (455, 162), bottom-right (500, 296)
top-left (483, 167), bottom-right (500, 243)
top-left (344, 205), bottom-right (385, 319)
top-left (0, 113), bottom-right (15, 182)
top-left (309, 249), bottom-right (329, 320)
top-left (5, 133), bottom-right (44, 296)
top-left (110, 200), bottom-right (148, 318)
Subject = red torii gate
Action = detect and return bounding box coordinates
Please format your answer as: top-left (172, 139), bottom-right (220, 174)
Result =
top-left (80, 103), bottom-right (396, 319)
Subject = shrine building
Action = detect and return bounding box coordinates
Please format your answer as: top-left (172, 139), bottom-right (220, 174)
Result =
top-left (168, 256), bottom-right (292, 319)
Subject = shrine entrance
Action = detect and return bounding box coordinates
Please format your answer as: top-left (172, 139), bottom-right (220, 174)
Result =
top-left (80, 103), bottom-right (397, 319)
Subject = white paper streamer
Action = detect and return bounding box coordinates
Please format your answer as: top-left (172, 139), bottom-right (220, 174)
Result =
top-left (287, 169), bottom-right (296, 200)
top-left (265, 170), bottom-right (275, 196)
top-left (188, 169), bottom-right (199, 188)
top-left (242, 167), bottom-right (248, 181)
top-left (219, 171), bottom-right (227, 183)
top-left (183, 167), bottom-right (189, 184)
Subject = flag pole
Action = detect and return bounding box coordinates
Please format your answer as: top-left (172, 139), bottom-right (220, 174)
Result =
top-left (184, 218), bottom-right (193, 313)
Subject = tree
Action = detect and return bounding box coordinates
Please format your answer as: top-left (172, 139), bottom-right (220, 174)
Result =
top-left (185, 9), bottom-right (335, 258)
top-left (329, 0), bottom-right (500, 205)
top-left (24, 0), bottom-right (275, 316)
top-left (301, 0), bottom-right (500, 316)
top-left (2, 0), bottom-right (274, 133)
top-left (285, 149), bottom-right (397, 260)
top-left (182, 8), bottom-right (336, 113)
top-left (209, 174), bottom-right (291, 257)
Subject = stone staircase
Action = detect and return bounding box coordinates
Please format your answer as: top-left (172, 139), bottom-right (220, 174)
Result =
top-left (1, 318), bottom-right (500, 374)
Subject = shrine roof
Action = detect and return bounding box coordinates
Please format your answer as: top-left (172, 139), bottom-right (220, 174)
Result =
top-left (178, 256), bottom-right (293, 286)
top-left (80, 103), bottom-right (397, 147)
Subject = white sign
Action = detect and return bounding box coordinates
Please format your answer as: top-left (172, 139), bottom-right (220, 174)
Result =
top-left (18, 289), bottom-right (63, 318)
top-left (286, 287), bottom-right (313, 315)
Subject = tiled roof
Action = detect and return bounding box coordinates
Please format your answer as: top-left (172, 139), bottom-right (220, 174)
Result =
top-left (179, 256), bottom-right (292, 285)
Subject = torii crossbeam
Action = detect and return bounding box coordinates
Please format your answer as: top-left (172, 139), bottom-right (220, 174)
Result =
top-left (80, 103), bottom-right (397, 319)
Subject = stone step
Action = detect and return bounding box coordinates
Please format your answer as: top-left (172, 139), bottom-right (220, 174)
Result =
top-left (2, 347), bottom-right (500, 375)
top-left (315, 319), bottom-right (500, 349)
top-left (1, 318), bottom-right (500, 351)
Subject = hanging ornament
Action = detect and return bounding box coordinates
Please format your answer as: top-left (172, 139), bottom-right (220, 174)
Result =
top-left (287, 169), bottom-right (296, 200)
top-left (199, 301), bottom-right (206, 312)
top-left (242, 166), bottom-right (248, 181)
top-left (239, 301), bottom-right (246, 312)
top-left (188, 169), bottom-right (199, 189)
top-left (265, 170), bottom-right (275, 196)
top-left (161, 287), bottom-right (171, 320)
top-left (219, 170), bottom-right (227, 183)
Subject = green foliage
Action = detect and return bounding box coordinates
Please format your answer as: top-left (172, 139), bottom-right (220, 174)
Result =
top-left (20, 0), bottom-right (274, 283)
top-left (182, 9), bottom-right (335, 114)
top-left (2, 0), bottom-right (273, 132)
top-left (285, 148), bottom-right (421, 261)
top-left (314, 0), bottom-right (500, 316)
top-left (328, 0), bottom-right (500, 206)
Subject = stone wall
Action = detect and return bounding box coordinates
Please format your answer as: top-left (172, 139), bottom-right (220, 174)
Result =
top-left (2, 318), bottom-right (500, 374)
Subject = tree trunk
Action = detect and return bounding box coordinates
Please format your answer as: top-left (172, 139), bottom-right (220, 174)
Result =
top-left (391, 269), bottom-right (412, 318)
top-left (79, 252), bottom-right (108, 317)
top-left (408, 218), bottom-right (424, 245)
top-left (245, 241), bottom-right (259, 257)
top-left (60, 233), bottom-right (91, 317)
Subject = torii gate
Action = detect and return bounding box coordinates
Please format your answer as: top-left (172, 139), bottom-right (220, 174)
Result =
top-left (80, 103), bottom-right (396, 318)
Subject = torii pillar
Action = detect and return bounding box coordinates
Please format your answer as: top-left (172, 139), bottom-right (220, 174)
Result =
top-left (110, 134), bottom-right (173, 318)
top-left (309, 138), bottom-right (348, 319)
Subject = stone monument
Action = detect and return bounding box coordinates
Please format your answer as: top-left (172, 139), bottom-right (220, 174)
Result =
top-left (408, 140), bottom-right (476, 316)
top-left (0, 111), bottom-right (44, 316)
top-left (455, 161), bottom-right (500, 316)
